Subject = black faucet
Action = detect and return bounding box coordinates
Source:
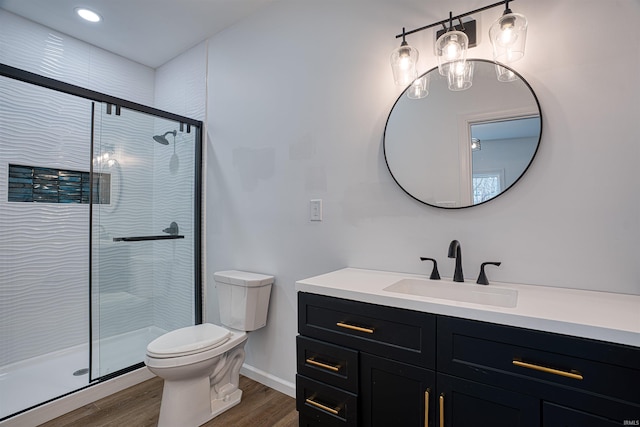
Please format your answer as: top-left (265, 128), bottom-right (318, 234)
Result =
top-left (477, 262), bottom-right (501, 285)
top-left (448, 240), bottom-right (464, 282)
top-left (419, 257), bottom-right (441, 280)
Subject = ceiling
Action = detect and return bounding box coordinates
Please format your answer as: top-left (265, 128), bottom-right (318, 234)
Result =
top-left (0, 0), bottom-right (279, 68)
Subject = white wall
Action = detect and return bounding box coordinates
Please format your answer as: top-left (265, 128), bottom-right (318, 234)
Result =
top-left (203, 0), bottom-right (640, 392)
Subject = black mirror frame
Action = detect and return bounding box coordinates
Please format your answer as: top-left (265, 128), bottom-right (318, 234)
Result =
top-left (383, 59), bottom-right (543, 209)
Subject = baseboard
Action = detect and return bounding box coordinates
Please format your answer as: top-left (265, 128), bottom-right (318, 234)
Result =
top-left (0, 367), bottom-right (155, 427)
top-left (240, 364), bottom-right (296, 398)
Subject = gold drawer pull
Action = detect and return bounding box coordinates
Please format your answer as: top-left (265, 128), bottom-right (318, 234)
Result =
top-left (306, 357), bottom-right (341, 372)
top-left (439, 393), bottom-right (445, 427)
top-left (512, 360), bottom-right (583, 380)
top-left (305, 397), bottom-right (340, 415)
top-left (336, 322), bottom-right (374, 334)
top-left (424, 389), bottom-right (430, 427)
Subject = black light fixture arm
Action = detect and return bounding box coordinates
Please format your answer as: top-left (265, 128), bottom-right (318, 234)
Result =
top-left (395, 0), bottom-right (514, 39)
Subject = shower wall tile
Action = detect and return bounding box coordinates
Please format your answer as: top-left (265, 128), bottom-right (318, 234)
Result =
top-left (0, 11), bottom-right (91, 88)
top-left (0, 205), bottom-right (90, 366)
top-left (0, 11), bottom-right (155, 366)
top-left (1, 9), bottom-right (198, 368)
top-left (0, 76), bottom-right (93, 366)
top-left (0, 9), bottom-right (154, 106)
top-left (154, 41), bottom-right (207, 121)
top-left (87, 48), bottom-right (154, 106)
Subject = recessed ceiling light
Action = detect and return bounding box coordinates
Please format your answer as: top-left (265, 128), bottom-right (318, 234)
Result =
top-left (75, 7), bottom-right (102, 23)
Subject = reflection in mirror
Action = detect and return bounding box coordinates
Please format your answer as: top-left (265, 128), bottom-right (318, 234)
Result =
top-left (471, 116), bottom-right (540, 203)
top-left (384, 59), bottom-right (542, 209)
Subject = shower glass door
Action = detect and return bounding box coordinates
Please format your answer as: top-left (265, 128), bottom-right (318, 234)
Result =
top-left (91, 103), bottom-right (199, 379)
top-left (0, 74), bottom-right (93, 419)
top-left (1, 64), bottom-right (201, 420)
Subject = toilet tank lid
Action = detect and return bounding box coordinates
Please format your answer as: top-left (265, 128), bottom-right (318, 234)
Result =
top-left (213, 270), bottom-right (274, 287)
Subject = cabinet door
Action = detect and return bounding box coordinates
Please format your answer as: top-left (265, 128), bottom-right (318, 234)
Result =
top-left (543, 402), bottom-right (630, 427)
top-left (437, 373), bottom-right (539, 427)
top-left (360, 353), bottom-right (435, 427)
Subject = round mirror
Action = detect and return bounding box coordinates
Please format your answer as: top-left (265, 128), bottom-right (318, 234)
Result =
top-left (384, 59), bottom-right (542, 209)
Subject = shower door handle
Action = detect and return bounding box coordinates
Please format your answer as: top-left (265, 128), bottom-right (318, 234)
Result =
top-left (113, 235), bottom-right (184, 242)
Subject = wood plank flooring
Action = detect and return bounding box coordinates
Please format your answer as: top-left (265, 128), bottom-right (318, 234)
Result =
top-left (40, 375), bottom-right (298, 427)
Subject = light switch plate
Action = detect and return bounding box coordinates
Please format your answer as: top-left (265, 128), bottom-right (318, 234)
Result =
top-left (310, 199), bottom-right (322, 221)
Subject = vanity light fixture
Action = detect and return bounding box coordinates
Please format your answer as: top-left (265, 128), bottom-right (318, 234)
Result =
top-left (435, 13), bottom-right (469, 77)
top-left (391, 0), bottom-right (527, 88)
top-left (471, 138), bottom-right (481, 151)
top-left (75, 7), bottom-right (102, 23)
top-left (390, 28), bottom-right (419, 86)
top-left (489, 1), bottom-right (528, 64)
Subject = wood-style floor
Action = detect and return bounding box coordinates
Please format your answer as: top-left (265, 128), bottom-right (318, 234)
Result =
top-left (40, 375), bottom-right (298, 427)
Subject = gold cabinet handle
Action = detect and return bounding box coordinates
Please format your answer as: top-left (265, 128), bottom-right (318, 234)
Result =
top-left (305, 357), bottom-right (341, 372)
top-left (439, 393), bottom-right (445, 427)
top-left (305, 397), bottom-right (340, 415)
top-left (512, 360), bottom-right (583, 380)
top-left (424, 389), bottom-right (430, 427)
top-left (336, 322), bottom-right (374, 334)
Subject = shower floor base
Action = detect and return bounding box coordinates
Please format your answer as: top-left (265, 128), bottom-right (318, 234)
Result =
top-left (0, 326), bottom-right (165, 420)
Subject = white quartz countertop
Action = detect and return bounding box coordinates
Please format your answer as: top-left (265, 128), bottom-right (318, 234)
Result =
top-left (295, 268), bottom-right (640, 347)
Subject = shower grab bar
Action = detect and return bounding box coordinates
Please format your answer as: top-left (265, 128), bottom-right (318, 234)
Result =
top-left (113, 235), bottom-right (184, 242)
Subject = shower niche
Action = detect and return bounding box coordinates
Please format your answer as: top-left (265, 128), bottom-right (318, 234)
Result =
top-left (0, 66), bottom-right (202, 420)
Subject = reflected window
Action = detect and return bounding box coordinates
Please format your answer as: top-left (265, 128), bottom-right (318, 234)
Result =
top-left (473, 171), bottom-right (502, 204)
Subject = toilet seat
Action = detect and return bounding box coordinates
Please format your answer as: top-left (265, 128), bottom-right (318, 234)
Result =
top-left (147, 323), bottom-right (231, 359)
top-left (145, 329), bottom-right (247, 370)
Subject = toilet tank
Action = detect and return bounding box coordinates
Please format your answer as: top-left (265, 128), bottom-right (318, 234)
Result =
top-left (213, 270), bottom-right (274, 331)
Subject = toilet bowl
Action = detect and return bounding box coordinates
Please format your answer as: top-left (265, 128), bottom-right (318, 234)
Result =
top-left (145, 270), bottom-right (273, 427)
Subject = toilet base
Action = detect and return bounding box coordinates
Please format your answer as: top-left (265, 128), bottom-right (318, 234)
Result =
top-left (211, 388), bottom-right (242, 418)
top-left (156, 378), bottom-right (244, 427)
top-left (152, 340), bottom-right (247, 427)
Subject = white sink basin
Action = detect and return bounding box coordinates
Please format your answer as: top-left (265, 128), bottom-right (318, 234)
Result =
top-left (383, 278), bottom-right (518, 308)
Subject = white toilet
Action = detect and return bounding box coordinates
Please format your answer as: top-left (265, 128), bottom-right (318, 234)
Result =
top-left (145, 270), bottom-right (274, 427)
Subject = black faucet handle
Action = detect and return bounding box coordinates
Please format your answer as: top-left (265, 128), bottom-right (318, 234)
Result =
top-left (477, 262), bottom-right (501, 285)
top-left (420, 257), bottom-right (441, 280)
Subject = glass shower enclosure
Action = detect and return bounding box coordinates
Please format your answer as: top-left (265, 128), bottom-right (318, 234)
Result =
top-left (0, 64), bottom-right (202, 420)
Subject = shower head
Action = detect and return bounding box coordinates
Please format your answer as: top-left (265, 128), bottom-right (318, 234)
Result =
top-left (153, 130), bottom-right (177, 145)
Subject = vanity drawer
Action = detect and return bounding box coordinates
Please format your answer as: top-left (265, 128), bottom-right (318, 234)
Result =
top-left (297, 336), bottom-right (358, 392)
top-left (296, 374), bottom-right (357, 426)
top-left (437, 316), bottom-right (640, 404)
top-left (298, 292), bottom-right (435, 368)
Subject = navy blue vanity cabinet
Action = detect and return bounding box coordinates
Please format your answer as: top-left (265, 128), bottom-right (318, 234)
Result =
top-left (437, 316), bottom-right (640, 426)
top-left (297, 292), bottom-right (640, 426)
top-left (297, 292), bottom-right (436, 427)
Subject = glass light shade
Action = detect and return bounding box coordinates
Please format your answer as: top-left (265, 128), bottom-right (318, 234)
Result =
top-left (407, 75), bottom-right (430, 99)
top-left (495, 64), bottom-right (518, 82)
top-left (435, 30), bottom-right (468, 76)
top-left (489, 11), bottom-right (528, 63)
top-left (390, 42), bottom-right (419, 86)
top-left (447, 60), bottom-right (474, 91)
top-left (471, 138), bottom-right (481, 151)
